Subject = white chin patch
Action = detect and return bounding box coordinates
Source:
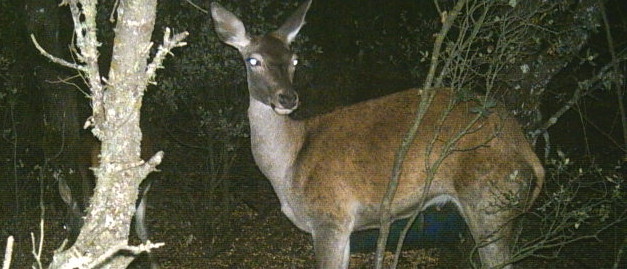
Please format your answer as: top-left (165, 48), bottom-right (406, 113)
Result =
top-left (273, 107), bottom-right (294, 115)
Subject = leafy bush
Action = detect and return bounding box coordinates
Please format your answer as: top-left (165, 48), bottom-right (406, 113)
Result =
top-left (509, 151), bottom-right (626, 266)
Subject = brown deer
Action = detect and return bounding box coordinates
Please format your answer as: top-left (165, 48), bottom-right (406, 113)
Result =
top-left (210, 1), bottom-right (544, 268)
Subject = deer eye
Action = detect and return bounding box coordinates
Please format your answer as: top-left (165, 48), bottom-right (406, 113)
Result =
top-left (292, 59), bottom-right (299, 66)
top-left (246, 57), bottom-right (260, 66)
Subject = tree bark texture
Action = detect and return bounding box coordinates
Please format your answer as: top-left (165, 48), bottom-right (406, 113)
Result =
top-left (48, 0), bottom-right (161, 268)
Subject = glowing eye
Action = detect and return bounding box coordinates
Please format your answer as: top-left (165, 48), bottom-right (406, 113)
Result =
top-left (292, 59), bottom-right (299, 66)
top-left (246, 57), bottom-right (260, 66)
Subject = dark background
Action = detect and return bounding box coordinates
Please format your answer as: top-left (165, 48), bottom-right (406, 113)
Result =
top-left (0, 0), bottom-right (626, 268)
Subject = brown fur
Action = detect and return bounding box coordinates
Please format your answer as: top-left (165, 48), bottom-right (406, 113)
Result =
top-left (296, 89), bottom-right (543, 228)
top-left (211, 1), bottom-right (543, 268)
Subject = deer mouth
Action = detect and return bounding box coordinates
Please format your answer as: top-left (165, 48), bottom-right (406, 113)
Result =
top-left (272, 104), bottom-right (297, 115)
top-left (271, 92), bottom-right (299, 115)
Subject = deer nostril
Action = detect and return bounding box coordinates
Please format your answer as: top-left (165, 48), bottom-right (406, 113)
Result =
top-left (278, 93), bottom-right (298, 108)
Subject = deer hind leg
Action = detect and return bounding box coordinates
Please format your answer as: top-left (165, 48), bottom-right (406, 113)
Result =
top-left (311, 221), bottom-right (352, 269)
top-left (461, 203), bottom-right (515, 269)
top-left (458, 177), bottom-right (533, 269)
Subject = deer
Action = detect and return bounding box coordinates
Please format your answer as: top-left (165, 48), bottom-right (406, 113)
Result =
top-left (58, 134), bottom-right (158, 268)
top-left (210, 1), bottom-right (544, 268)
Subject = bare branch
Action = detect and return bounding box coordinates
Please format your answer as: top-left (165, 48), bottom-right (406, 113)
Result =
top-left (145, 27), bottom-right (189, 85)
top-left (2, 236), bottom-right (13, 269)
top-left (29, 217), bottom-right (45, 269)
top-left (51, 240), bottom-right (164, 269)
top-left (614, 235), bottom-right (627, 269)
top-left (530, 50), bottom-right (627, 141)
top-left (65, 0), bottom-right (104, 132)
top-left (185, 0), bottom-right (208, 14)
top-left (599, 0), bottom-right (627, 160)
top-left (423, 0), bottom-right (467, 90)
top-left (86, 241), bottom-right (165, 269)
top-left (136, 151), bottom-right (164, 184)
top-left (30, 35), bottom-right (86, 72)
top-left (375, 1), bottom-right (468, 268)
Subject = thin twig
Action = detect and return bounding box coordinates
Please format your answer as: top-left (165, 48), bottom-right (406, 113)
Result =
top-left (30, 35), bottom-right (86, 72)
top-left (109, 0), bottom-right (119, 22)
top-left (575, 107), bottom-right (627, 153)
top-left (30, 230), bottom-right (42, 269)
top-left (2, 236), bottom-right (14, 269)
top-left (613, 235), bottom-right (627, 269)
top-left (530, 48), bottom-right (627, 143)
top-left (374, 1), bottom-right (467, 268)
top-left (86, 241), bottom-right (165, 269)
top-left (185, 0), bottom-right (208, 14)
top-left (599, 0), bottom-right (627, 160)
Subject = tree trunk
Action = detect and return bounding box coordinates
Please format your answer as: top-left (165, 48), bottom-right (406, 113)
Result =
top-left (46, 0), bottom-right (170, 268)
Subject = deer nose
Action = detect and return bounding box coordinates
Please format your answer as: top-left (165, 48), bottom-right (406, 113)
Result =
top-left (278, 92), bottom-right (299, 109)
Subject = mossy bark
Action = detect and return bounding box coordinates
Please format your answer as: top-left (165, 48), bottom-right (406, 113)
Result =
top-left (48, 0), bottom-right (160, 268)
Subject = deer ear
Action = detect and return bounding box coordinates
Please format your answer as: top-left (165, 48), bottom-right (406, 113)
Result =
top-left (211, 2), bottom-right (251, 50)
top-left (273, 0), bottom-right (312, 44)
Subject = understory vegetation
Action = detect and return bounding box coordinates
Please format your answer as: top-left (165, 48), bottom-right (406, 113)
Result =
top-left (0, 0), bottom-right (625, 268)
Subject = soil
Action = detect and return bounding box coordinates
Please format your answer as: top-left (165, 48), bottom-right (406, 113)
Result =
top-left (2, 148), bottom-right (623, 268)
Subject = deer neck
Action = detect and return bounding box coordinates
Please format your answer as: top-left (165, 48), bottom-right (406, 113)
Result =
top-left (248, 97), bottom-right (305, 191)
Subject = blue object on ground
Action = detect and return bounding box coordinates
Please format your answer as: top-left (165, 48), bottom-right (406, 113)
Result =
top-left (350, 203), bottom-right (465, 253)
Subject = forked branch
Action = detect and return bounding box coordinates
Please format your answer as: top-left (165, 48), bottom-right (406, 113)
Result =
top-left (146, 27), bottom-right (189, 85)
